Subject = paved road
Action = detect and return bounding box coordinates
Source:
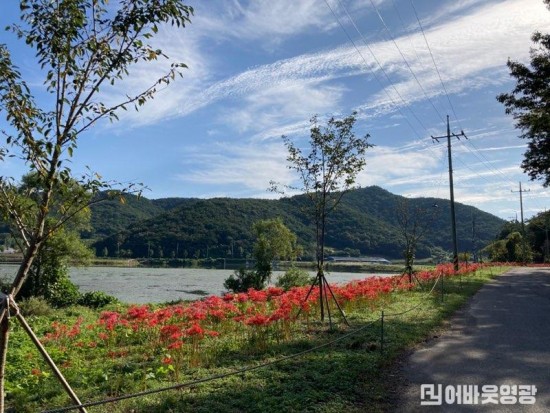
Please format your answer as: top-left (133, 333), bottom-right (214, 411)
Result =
top-left (396, 267), bottom-right (550, 412)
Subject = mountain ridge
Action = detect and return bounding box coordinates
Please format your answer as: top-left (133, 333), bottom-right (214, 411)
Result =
top-left (89, 186), bottom-right (505, 260)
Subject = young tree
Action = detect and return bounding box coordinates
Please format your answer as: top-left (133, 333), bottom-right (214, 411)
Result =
top-left (224, 218), bottom-right (299, 292)
top-left (497, 0), bottom-right (550, 186)
top-left (273, 112), bottom-right (371, 322)
top-left (395, 198), bottom-right (436, 283)
top-left (0, 1), bottom-right (193, 410)
top-left (252, 218), bottom-right (300, 285)
top-left (4, 173), bottom-right (93, 307)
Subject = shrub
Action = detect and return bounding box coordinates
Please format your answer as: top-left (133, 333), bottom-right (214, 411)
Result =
top-left (45, 274), bottom-right (81, 308)
top-left (18, 296), bottom-right (53, 317)
top-left (276, 266), bottom-right (313, 291)
top-left (224, 268), bottom-right (263, 293)
top-left (78, 291), bottom-right (119, 308)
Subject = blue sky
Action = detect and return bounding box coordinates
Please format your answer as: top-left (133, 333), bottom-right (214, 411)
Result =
top-left (1, 0), bottom-right (549, 220)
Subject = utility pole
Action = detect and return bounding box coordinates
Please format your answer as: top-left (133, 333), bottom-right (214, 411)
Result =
top-left (512, 182), bottom-right (530, 263)
top-left (432, 115), bottom-right (466, 272)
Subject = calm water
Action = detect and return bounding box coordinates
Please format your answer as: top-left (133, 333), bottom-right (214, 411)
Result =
top-left (0, 264), bottom-right (394, 304)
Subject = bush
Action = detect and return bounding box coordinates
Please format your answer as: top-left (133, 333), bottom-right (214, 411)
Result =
top-left (45, 274), bottom-right (81, 308)
top-left (276, 266), bottom-right (313, 291)
top-left (224, 268), bottom-right (263, 293)
top-left (78, 291), bottom-right (119, 308)
top-left (18, 296), bottom-right (53, 317)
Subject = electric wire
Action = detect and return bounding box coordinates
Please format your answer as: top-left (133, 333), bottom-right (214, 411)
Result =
top-left (367, 0), bottom-right (447, 126)
top-left (341, 0), bottom-right (519, 200)
top-left (334, 0), bottom-right (533, 207)
top-left (408, 0), bottom-right (522, 189)
top-left (409, 0), bottom-right (462, 129)
top-left (329, 0), bottom-right (447, 197)
top-left (326, 0), bottom-right (427, 136)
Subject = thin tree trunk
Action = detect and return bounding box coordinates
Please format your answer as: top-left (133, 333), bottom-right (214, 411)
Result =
top-left (0, 241), bottom-right (41, 413)
top-left (0, 308), bottom-right (9, 413)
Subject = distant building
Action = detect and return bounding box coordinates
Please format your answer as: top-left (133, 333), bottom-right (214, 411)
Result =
top-left (326, 256), bottom-right (392, 265)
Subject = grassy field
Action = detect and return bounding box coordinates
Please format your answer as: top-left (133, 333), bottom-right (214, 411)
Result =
top-left (7, 265), bottom-right (509, 412)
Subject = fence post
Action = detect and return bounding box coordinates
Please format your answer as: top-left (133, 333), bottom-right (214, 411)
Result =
top-left (380, 310), bottom-right (384, 354)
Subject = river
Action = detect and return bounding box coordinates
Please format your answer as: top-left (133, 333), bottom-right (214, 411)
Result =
top-left (0, 264), bottom-right (396, 304)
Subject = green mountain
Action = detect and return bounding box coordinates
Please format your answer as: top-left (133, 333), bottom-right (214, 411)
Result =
top-left (85, 193), bottom-right (166, 240)
top-left (90, 186), bottom-right (505, 260)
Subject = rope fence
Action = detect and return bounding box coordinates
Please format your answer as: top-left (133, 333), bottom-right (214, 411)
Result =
top-left (39, 269), bottom-right (467, 413)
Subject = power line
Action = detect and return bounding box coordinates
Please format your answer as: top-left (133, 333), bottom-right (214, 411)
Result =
top-left (327, 0), bottom-right (521, 200)
top-left (367, 0), bottom-right (447, 126)
top-left (328, 0), bottom-right (449, 196)
top-left (408, 0), bottom-right (521, 188)
top-left (330, 0), bottom-right (429, 134)
top-left (409, 0), bottom-right (462, 129)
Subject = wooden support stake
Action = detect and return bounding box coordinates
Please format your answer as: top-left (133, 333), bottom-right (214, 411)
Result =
top-left (8, 297), bottom-right (87, 413)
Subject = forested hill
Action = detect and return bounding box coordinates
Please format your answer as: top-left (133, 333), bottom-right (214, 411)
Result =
top-left (90, 186), bottom-right (505, 260)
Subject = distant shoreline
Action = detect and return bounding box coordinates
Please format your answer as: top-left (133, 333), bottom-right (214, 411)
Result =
top-left (1, 256), bottom-right (407, 273)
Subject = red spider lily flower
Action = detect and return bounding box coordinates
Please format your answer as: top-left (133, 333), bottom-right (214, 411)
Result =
top-left (185, 323), bottom-right (204, 337)
top-left (170, 331), bottom-right (184, 341)
top-left (162, 356), bottom-right (173, 365)
top-left (160, 324), bottom-right (182, 341)
top-left (245, 314), bottom-right (271, 326)
top-left (236, 293), bottom-right (248, 303)
top-left (247, 289), bottom-right (268, 302)
top-left (207, 309), bottom-right (224, 321)
top-left (167, 341), bottom-right (183, 350)
top-left (266, 286), bottom-right (284, 297)
top-left (127, 305), bottom-right (150, 320)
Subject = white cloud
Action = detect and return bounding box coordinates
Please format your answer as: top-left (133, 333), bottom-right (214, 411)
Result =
top-left (99, 0), bottom-right (549, 131)
top-left (197, 0), bottom-right (339, 45)
top-left (356, 0), bottom-right (550, 120)
top-left (356, 144), bottom-right (445, 188)
top-left (218, 80), bottom-right (346, 139)
top-left (98, 22), bottom-right (211, 127)
top-left (176, 142), bottom-right (295, 197)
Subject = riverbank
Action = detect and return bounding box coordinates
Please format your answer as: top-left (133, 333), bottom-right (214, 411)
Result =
top-left (3, 254), bottom-right (409, 273)
top-left (6, 264), bottom-right (510, 412)
top-left (94, 257), bottom-right (406, 273)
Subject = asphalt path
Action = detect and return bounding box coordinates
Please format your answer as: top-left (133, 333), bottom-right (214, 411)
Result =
top-left (396, 267), bottom-right (550, 412)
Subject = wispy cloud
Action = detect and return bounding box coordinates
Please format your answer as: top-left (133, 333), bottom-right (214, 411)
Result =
top-left (101, 0), bottom-right (549, 132)
top-left (175, 141), bottom-right (295, 198)
top-left (196, 0), bottom-right (339, 46)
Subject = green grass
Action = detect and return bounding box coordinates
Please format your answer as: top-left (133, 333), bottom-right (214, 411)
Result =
top-left (6, 266), bottom-right (508, 412)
